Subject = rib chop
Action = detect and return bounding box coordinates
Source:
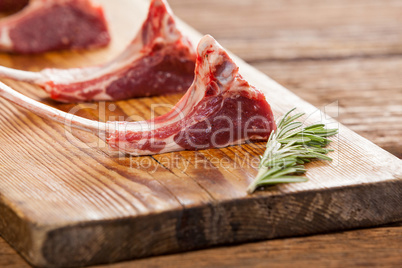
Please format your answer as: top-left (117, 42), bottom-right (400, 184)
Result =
top-left (0, 35), bottom-right (276, 156)
top-left (0, 0), bottom-right (110, 54)
top-left (0, 0), bottom-right (196, 102)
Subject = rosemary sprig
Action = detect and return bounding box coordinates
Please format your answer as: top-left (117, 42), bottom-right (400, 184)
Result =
top-left (247, 108), bottom-right (338, 194)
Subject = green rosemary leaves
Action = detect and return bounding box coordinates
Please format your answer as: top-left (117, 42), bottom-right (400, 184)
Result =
top-left (247, 108), bottom-right (338, 194)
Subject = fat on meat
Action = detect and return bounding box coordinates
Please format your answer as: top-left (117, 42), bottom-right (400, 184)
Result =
top-left (0, 0), bottom-right (110, 53)
top-left (0, 0), bottom-right (196, 102)
top-left (0, 35), bottom-right (276, 156)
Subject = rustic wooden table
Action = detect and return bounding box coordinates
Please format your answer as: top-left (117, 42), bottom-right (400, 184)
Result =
top-left (1, 0), bottom-right (401, 267)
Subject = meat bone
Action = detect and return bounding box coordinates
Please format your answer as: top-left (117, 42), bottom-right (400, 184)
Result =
top-left (0, 35), bottom-right (276, 156)
top-left (0, 0), bottom-right (196, 102)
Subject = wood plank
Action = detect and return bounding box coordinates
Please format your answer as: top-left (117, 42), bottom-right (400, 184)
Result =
top-left (169, 0), bottom-right (402, 61)
top-left (254, 57), bottom-right (402, 158)
top-left (0, 237), bottom-right (30, 268)
top-left (0, 0), bottom-right (401, 267)
top-left (100, 224), bottom-right (402, 268)
top-left (169, 0), bottom-right (402, 159)
top-left (2, 223), bottom-right (402, 268)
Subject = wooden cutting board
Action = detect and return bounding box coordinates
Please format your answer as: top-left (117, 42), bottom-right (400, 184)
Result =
top-left (0, 0), bottom-right (401, 267)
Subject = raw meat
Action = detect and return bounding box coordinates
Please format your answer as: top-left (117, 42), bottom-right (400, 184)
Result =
top-left (0, 0), bottom-right (196, 102)
top-left (106, 35), bottom-right (276, 155)
top-left (0, 0), bottom-right (29, 13)
top-left (0, 35), bottom-right (276, 156)
top-left (0, 0), bottom-right (110, 53)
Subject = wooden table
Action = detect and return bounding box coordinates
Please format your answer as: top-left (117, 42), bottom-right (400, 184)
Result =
top-left (1, 0), bottom-right (402, 266)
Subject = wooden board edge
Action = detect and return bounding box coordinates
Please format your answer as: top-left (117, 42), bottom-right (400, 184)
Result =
top-left (0, 196), bottom-right (44, 267)
top-left (3, 178), bottom-right (401, 268)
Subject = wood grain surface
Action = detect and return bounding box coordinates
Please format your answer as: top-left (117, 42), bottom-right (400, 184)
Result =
top-left (3, 222), bottom-right (402, 268)
top-left (1, 0), bottom-right (402, 267)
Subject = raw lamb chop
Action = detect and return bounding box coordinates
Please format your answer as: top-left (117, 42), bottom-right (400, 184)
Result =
top-left (0, 0), bottom-right (110, 54)
top-left (0, 0), bottom-right (29, 13)
top-left (0, 35), bottom-right (276, 156)
top-left (0, 0), bottom-right (196, 102)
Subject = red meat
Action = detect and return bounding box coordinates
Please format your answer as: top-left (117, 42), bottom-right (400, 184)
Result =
top-left (106, 35), bottom-right (276, 155)
top-left (0, 35), bottom-right (276, 155)
top-left (0, 0), bottom-right (110, 53)
top-left (0, 0), bottom-right (196, 102)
